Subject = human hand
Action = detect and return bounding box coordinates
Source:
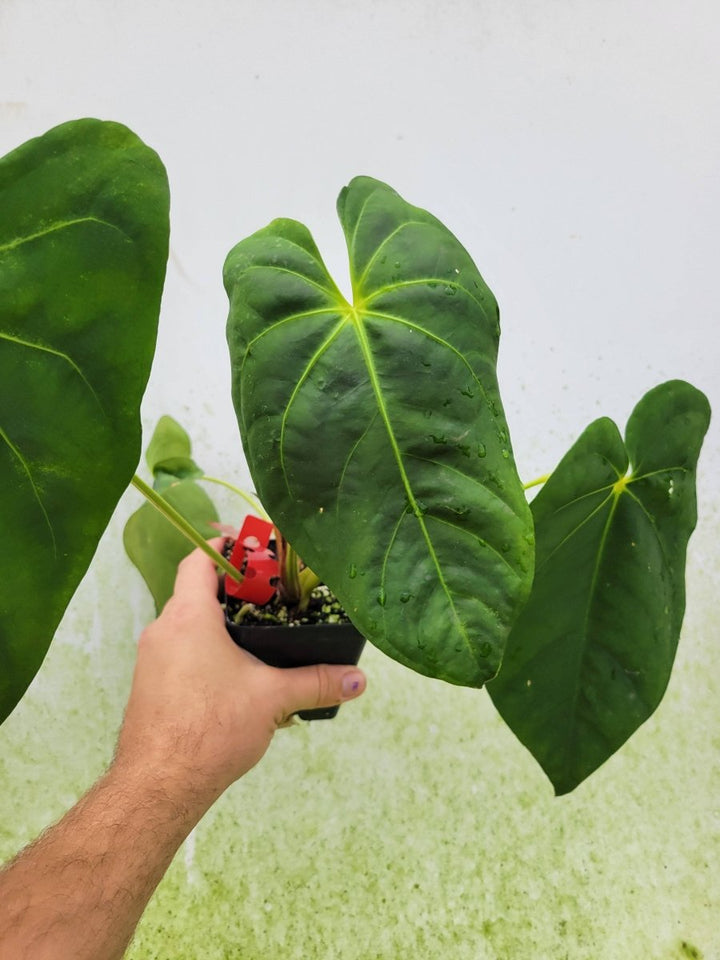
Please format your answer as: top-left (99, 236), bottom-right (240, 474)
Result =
top-left (113, 540), bottom-right (366, 813)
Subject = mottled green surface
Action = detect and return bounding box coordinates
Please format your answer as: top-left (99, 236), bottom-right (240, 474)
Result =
top-left (1, 505), bottom-right (717, 959)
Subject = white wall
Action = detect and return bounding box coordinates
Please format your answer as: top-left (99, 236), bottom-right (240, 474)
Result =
top-left (1, 2), bottom-right (718, 957)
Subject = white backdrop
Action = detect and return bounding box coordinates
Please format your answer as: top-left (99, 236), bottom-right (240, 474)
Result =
top-left (1, 2), bottom-right (718, 957)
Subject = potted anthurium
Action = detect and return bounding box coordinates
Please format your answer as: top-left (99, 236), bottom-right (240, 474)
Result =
top-left (0, 118), bottom-right (711, 794)
top-left (122, 414), bottom-right (366, 720)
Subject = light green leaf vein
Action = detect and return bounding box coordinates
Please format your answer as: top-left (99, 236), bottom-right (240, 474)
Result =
top-left (405, 452), bottom-right (524, 520)
top-left (361, 309), bottom-right (492, 403)
top-left (242, 309), bottom-right (343, 367)
top-left (623, 486), bottom-right (672, 571)
top-left (0, 216), bottom-right (130, 253)
top-left (279, 317), bottom-right (348, 496)
top-left (348, 189), bottom-right (378, 264)
top-left (335, 412), bottom-right (379, 516)
top-left (535, 491), bottom-right (616, 575)
top-left (356, 220), bottom-right (425, 290)
top-left (351, 311), bottom-right (474, 658)
top-left (0, 425), bottom-right (57, 555)
top-left (0, 331), bottom-right (104, 412)
top-left (243, 264), bottom-right (337, 301)
top-left (378, 506), bottom-right (411, 629)
top-left (425, 513), bottom-right (522, 580)
top-left (363, 278), bottom-right (493, 321)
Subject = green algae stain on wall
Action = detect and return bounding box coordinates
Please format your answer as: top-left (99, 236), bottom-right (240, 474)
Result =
top-left (1, 508), bottom-right (718, 959)
top-left (680, 942), bottom-right (703, 959)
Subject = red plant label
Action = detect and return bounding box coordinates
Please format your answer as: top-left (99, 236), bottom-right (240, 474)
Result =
top-left (225, 515), bottom-right (279, 605)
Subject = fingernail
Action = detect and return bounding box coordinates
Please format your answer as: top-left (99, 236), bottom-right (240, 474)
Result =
top-left (342, 670), bottom-right (365, 699)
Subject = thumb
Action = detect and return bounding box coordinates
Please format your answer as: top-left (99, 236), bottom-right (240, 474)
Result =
top-left (278, 664), bottom-right (366, 717)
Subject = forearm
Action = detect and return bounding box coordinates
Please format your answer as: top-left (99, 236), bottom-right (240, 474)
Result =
top-left (0, 762), bottom-right (211, 960)
top-left (0, 545), bottom-right (366, 959)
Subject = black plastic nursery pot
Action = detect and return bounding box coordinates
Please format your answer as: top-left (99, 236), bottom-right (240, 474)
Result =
top-left (224, 615), bottom-right (366, 721)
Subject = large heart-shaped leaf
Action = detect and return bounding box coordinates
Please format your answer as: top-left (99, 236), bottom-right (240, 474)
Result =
top-left (124, 417), bottom-right (219, 612)
top-left (224, 177), bottom-right (534, 687)
top-left (0, 119), bottom-right (169, 723)
top-left (488, 381), bottom-right (710, 794)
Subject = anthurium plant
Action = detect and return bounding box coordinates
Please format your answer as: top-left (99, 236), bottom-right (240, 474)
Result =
top-left (0, 119), bottom-right (710, 794)
top-left (124, 415), bottom-right (323, 621)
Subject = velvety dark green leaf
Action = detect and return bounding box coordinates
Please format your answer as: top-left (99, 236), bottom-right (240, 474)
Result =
top-left (0, 119), bottom-right (169, 723)
top-left (488, 381), bottom-right (711, 794)
top-left (224, 177), bottom-right (534, 686)
top-left (123, 481), bottom-right (219, 613)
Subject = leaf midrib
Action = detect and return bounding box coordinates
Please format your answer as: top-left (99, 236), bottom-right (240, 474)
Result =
top-left (348, 304), bottom-right (475, 658)
top-left (552, 466), bottom-right (686, 776)
top-left (241, 245), bottom-right (518, 669)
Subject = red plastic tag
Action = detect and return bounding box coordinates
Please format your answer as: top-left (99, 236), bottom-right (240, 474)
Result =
top-left (225, 515), bottom-right (279, 606)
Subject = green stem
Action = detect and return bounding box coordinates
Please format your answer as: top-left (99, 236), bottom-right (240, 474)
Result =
top-left (200, 476), bottom-right (269, 519)
top-left (523, 473), bottom-right (551, 491)
top-left (297, 566), bottom-right (321, 613)
top-left (276, 532), bottom-right (301, 607)
top-left (131, 475), bottom-right (242, 582)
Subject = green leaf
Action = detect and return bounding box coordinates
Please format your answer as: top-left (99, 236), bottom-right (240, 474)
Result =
top-left (145, 413), bottom-right (203, 490)
top-left (224, 176), bottom-right (534, 686)
top-left (123, 481), bottom-right (220, 613)
top-left (0, 119), bottom-right (169, 724)
top-left (124, 416), bottom-right (220, 612)
top-left (488, 381), bottom-right (711, 794)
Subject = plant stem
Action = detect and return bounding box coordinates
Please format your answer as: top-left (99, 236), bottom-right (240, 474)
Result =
top-left (297, 567), bottom-right (321, 613)
top-left (275, 530), bottom-right (301, 607)
top-left (131, 475), bottom-right (243, 582)
top-left (200, 476), bottom-right (269, 519)
top-left (523, 473), bottom-right (551, 491)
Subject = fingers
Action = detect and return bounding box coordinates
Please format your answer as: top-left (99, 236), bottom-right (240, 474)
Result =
top-left (172, 538), bottom-right (228, 609)
top-left (276, 664), bottom-right (366, 721)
